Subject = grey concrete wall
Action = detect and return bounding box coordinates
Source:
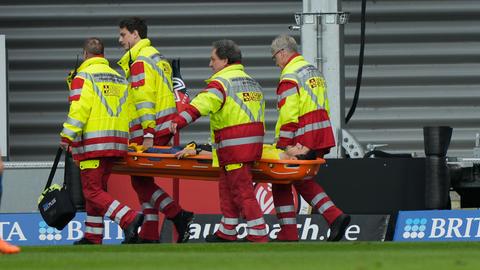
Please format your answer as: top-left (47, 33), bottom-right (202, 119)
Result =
top-left (1, 163), bottom-right (64, 213)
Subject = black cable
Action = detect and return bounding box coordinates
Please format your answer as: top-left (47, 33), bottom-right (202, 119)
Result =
top-left (345, 0), bottom-right (367, 124)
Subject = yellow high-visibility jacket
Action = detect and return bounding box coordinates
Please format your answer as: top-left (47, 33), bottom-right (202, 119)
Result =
top-left (118, 38), bottom-right (176, 146)
top-left (60, 57), bottom-right (132, 161)
top-left (174, 64), bottom-right (265, 166)
top-left (275, 55), bottom-right (335, 151)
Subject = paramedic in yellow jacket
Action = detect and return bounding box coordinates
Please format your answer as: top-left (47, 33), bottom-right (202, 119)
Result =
top-left (170, 40), bottom-right (268, 243)
top-left (270, 34), bottom-right (350, 242)
top-left (117, 17), bottom-right (192, 243)
top-left (60, 37), bottom-right (143, 245)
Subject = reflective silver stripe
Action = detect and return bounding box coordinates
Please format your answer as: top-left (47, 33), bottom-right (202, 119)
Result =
top-left (114, 206), bottom-right (131, 224)
top-left (89, 74), bottom-right (114, 116)
top-left (137, 55), bottom-right (173, 93)
top-left (65, 117), bottom-right (85, 129)
top-left (116, 88), bottom-right (129, 116)
top-left (226, 76), bottom-right (264, 122)
top-left (154, 120), bottom-right (172, 133)
top-left (150, 189), bottom-right (165, 206)
top-left (230, 93), bottom-right (256, 122)
top-left (296, 65), bottom-right (323, 110)
top-left (129, 130), bottom-right (144, 139)
top-left (76, 72), bottom-right (89, 78)
top-left (221, 217), bottom-right (239, 225)
top-left (248, 228), bottom-right (268, 236)
top-left (71, 147), bottom-right (83, 155)
top-left (215, 77), bottom-right (230, 89)
top-left (61, 127), bottom-right (78, 139)
top-left (83, 143), bottom-right (128, 152)
top-left (229, 77), bottom-right (263, 94)
top-left (219, 224), bottom-right (237, 236)
top-left (280, 73), bottom-right (298, 81)
top-left (217, 136), bottom-right (263, 149)
top-left (276, 205), bottom-right (295, 213)
top-left (85, 226), bottom-right (103, 235)
top-left (159, 197), bottom-right (173, 211)
top-left (131, 73), bottom-right (145, 84)
top-left (247, 217), bottom-right (265, 227)
top-left (278, 87), bottom-right (297, 101)
top-left (300, 83), bottom-right (320, 109)
top-left (279, 217), bottom-right (297, 225)
top-left (295, 120), bottom-right (331, 137)
top-left (141, 113), bottom-right (156, 122)
top-left (142, 203), bottom-right (154, 210)
top-left (296, 65), bottom-right (317, 78)
top-left (205, 88), bottom-right (225, 101)
top-left (93, 73), bottom-right (127, 84)
top-left (105, 200), bottom-right (120, 218)
top-left (150, 53), bottom-right (166, 63)
top-left (136, 102), bottom-right (155, 110)
top-left (311, 192), bottom-right (327, 207)
top-left (144, 214), bottom-right (159, 221)
top-left (318, 201), bottom-right (334, 214)
top-left (130, 116), bottom-right (142, 126)
top-left (70, 89), bottom-right (82, 97)
top-left (180, 111), bottom-right (193, 124)
top-left (156, 107), bottom-right (176, 119)
top-left (279, 130), bottom-right (294, 139)
top-left (84, 72), bottom-right (129, 117)
top-left (86, 216), bottom-right (103, 224)
top-left (257, 99), bottom-right (264, 121)
top-left (83, 130), bottom-right (129, 140)
top-left (215, 76), bottom-right (263, 122)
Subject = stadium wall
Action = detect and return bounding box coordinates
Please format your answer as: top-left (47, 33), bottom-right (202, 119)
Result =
top-left (0, 0), bottom-right (479, 161)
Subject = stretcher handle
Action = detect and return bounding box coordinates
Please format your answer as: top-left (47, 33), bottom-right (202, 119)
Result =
top-left (44, 147), bottom-right (63, 190)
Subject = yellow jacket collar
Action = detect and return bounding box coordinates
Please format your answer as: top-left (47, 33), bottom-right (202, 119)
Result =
top-left (118, 38), bottom-right (152, 75)
top-left (282, 54), bottom-right (304, 74)
top-left (205, 63), bottom-right (244, 83)
top-left (77, 57), bottom-right (109, 72)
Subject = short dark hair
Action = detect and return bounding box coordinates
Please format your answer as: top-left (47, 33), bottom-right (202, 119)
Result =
top-left (212, 39), bottom-right (242, 64)
top-left (83, 37), bottom-right (104, 56)
top-left (119, 17), bottom-right (148, 39)
top-left (295, 150), bottom-right (317, 160)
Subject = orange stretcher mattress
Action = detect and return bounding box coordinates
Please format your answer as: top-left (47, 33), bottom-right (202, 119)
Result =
top-left (112, 147), bottom-right (325, 184)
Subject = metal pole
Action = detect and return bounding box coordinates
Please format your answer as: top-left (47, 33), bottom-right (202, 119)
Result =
top-left (300, 0), bottom-right (346, 158)
top-left (0, 35), bottom-right (8, 159)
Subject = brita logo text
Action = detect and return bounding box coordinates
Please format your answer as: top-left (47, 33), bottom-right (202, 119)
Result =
top-left (429, 218), bottom-right (480, 239)
top-left (42, 198), bottom-right (57, 212)
top-left (394, 210), bottom-right (480, 242)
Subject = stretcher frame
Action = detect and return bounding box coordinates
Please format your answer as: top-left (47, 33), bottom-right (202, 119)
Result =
top-left (112, 147), bottom-right (325, 184)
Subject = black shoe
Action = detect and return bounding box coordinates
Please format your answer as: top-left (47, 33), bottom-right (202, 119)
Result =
top-left (170, 210), bottom-right (194, 243)
top-left (137, 238), bottom-right (160, 244)
top-left (327, 214), bottom-right (351, 242)
top-left (122, 213), bottom-right (144, 244)
top-left (73, 238), bottom-right (96, 245)
top-left (205, 234), bottom-right (235, 243)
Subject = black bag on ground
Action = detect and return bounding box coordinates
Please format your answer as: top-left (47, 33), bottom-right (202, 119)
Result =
top-left (38, 148), bottom-right (77, 230)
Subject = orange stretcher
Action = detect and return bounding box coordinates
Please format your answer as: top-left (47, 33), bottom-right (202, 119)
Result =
top-left (112, 147), bottom-right (325, 184)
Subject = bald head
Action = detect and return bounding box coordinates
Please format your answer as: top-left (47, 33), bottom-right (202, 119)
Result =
top-left (83, 37), bottom-right (104, 59)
